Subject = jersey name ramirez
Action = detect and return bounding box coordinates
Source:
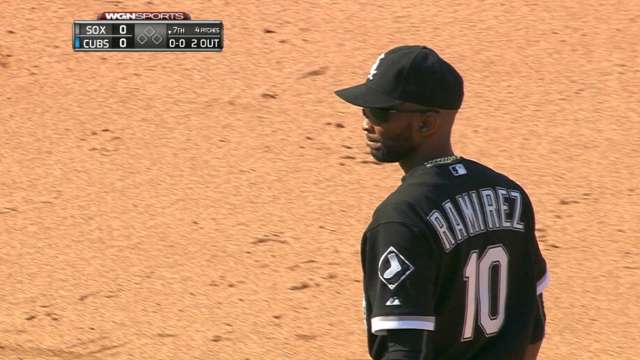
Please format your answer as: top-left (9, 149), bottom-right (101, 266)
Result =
top-left (427, 187), bottom-right (525, 252)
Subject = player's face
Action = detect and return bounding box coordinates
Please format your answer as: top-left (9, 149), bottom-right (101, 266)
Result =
top-left (361, 107), bottom-right (424, 163)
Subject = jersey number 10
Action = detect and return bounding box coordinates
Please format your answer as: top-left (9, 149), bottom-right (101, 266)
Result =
top-left (462, 245), bottom-right (509, 341)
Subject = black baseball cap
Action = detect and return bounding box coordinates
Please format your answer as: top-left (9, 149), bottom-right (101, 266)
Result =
top-left (334, 45), bottom-right (463, 110)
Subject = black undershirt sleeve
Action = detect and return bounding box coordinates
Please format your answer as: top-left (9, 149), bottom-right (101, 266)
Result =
top-left (530, 294), bottom-right (546, 344)
top-left (381, 329), bottom-right (433, 360)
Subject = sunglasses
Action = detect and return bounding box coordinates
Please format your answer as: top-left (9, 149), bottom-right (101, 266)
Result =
top-left (362, 107), bottom-right (438, 124)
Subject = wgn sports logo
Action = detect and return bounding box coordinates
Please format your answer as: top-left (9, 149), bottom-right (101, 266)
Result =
top-left (99, 12), bottom-right (189, 20)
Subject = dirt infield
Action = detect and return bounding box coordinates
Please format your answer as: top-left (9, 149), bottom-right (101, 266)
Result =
top-left (1, 1), bottom-right (639, 359)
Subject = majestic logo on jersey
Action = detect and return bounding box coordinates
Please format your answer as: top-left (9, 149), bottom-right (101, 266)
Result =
top-left (385, 296), bottom-right (402, 306)
top-left (378, 246), bottom-right (414, 290)
top-left (368, 53), bottom-right (385, 80)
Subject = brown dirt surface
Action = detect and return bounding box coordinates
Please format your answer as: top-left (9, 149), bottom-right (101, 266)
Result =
top-left (1, 1), bottom-right (639, 359)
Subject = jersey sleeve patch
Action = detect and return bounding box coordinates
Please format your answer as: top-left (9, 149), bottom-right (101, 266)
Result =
top-left (371, 315), bottom-right (436, 335)
top-left (378, 246), bottom-right (415, 290)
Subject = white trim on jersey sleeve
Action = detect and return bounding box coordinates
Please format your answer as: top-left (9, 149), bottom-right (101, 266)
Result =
top-left (371, 315), bottom-right (436, 335)
top-left (537, 271), bottom-right (550, 295)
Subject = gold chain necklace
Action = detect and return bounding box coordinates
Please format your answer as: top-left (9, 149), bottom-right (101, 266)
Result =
top-left (424, 155), bottom-right (461, 168)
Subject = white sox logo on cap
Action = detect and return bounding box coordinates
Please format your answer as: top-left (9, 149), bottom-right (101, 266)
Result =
top-left (368, 53), bottom-right (385, 80)
top-left (335, 45), bottom-right (464, 110)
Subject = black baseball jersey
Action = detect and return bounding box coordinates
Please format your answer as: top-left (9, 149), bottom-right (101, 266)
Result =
top-left (361, 157), bottom-right (548, 360)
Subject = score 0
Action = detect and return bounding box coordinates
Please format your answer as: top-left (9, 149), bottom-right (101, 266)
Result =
top-left (113, 23), bottom-right (134, 49)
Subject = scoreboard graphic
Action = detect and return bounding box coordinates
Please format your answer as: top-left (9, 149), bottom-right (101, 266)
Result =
top-left (73, 13), bottom-right (223, 52)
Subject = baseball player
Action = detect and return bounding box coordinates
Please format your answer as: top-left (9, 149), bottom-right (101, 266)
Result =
top-left (334, 45), bottom-right (548, 360)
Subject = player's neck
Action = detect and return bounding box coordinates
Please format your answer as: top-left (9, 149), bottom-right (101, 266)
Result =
top-left (399, 146), bottom-right (456, 174)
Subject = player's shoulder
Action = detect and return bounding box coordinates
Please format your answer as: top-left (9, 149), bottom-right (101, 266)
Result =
top-left (366, 166), bottom-right (448, 233)
top-left (367, 163), bottom-right (449, 229)
top-left (366, 182), bottom-right (434, 238)
top-left (368, 157), bottom-right (532, 230)
top-left (394, 156), bottom-right (527, 198)
top-left (460, 158), bottom-right (526, 189)
top-left (462, 158), bottom-right (534, 203)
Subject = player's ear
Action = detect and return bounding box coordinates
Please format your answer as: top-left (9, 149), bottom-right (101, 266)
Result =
top-left (416, 112), bottom-right (438, 136)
